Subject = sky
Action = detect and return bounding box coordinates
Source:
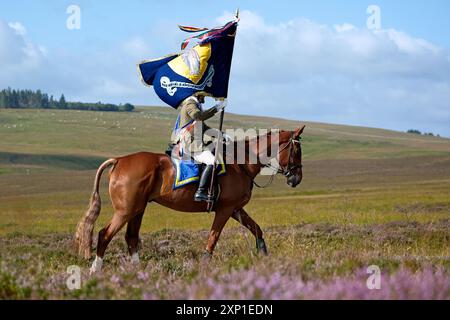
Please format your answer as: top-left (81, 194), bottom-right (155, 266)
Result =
top-left (1, 0), bottom-right (450, 136)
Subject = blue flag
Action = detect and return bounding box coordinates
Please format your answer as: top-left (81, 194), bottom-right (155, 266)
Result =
top-left (138, 19), bottom-right (239, 108)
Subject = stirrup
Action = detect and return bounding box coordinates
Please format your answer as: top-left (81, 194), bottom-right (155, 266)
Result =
top-left (194, 190), bottom-right (214, 202)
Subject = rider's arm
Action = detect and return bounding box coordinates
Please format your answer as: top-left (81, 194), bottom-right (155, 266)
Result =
top-left (185, 102), bottom-right (217, 121)
top-left (202, 123), bottom-right (226, 143)
top-left (203, 123), bottom-right (219, 135)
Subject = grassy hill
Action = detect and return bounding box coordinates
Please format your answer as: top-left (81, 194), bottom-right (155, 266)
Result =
top-left (1, 107), bottom-right (449, 299)
top-left (1, 107), bottom-right (449, 162)
top-left (0, 107), bottom-right (449, 235)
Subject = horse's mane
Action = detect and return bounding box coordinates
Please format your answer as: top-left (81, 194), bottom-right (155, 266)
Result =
top-left (236, 129), bottom-right (290, 144)
top-left (229, 130), bottom-right (291, 163)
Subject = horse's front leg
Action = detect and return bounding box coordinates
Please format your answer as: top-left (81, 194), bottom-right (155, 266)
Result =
top-left (232, 208), bottom-right (268, 255)
top-left (203, 207), bottom-right (233, 259)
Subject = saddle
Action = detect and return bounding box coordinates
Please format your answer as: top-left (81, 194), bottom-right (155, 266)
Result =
top-left (165, 144), bottom-right (226, 191)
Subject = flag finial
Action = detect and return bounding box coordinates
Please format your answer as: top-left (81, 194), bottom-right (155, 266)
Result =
top-left (235, 9), bottom-right (240, 19)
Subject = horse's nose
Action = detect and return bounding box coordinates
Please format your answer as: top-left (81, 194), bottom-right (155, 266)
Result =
top-left (287, 175), bottom-right (301, 188)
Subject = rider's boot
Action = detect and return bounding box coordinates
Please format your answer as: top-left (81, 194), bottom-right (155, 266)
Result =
top-left (194, 165), bottom-right (214, 202)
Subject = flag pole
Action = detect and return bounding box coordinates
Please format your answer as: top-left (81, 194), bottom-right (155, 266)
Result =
top-left (207, 9), bottom-right (239, 211)
top-left (207, 103), bottom-right (225, 211)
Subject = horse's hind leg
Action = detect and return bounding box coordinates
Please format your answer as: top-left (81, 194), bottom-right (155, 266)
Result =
top-left (232, 208), bottom-right (268, 255)
top-left (90, 212), bottom-right (128, 274)
top-left (125, 212), bottom-right (144, 264)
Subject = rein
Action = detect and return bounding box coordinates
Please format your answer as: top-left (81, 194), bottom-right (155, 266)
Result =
top-left (242, 132), bottom-right (302, 189)
top-left (252, 172), bottom-right (276, 189)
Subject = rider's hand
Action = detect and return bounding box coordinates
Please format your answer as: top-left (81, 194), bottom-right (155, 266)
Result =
top-left (213, 101), bottom-right (226, 113)
top-left (223, 133), bottom-right (233, 143)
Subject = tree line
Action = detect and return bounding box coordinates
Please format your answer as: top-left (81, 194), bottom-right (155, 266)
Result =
top-left (407, 129), bottom-right (440, 137)
top-left (0, 88), bottom-right (134, 112)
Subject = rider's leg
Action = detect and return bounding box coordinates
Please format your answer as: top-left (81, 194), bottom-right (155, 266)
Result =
top-left (193, 150), bottom-right (215, 202)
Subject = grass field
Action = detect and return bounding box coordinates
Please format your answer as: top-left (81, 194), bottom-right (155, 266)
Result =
top-left (0, 108), bottom-right (449, 299)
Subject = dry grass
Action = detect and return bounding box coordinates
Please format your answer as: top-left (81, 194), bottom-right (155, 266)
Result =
top-left (0, 108), bottom-right (449, 299)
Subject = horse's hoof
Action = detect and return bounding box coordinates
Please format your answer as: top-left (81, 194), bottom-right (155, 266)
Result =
top-left (130, 252), bottom-right (140, 265)
top-left (89, 266), bottom-right (101, 275)
top-left (201, 250), bottom-right (213, 262)
top-left (89, 256), bottom-right (103, 275)
top-left (256, 238), bottom-right (269, 256)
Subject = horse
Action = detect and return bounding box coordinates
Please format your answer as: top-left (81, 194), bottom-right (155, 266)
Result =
top-left (74, 126), bottom-right (305, 273)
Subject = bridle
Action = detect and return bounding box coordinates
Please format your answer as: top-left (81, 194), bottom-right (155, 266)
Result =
top-left (250, 132), bottom-right (303, 188)
top-left (274, 132), bottom-right (303, 177)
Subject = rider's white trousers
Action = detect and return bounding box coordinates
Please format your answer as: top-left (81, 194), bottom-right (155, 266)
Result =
top-left (192, 150), bottom-right (216, 166)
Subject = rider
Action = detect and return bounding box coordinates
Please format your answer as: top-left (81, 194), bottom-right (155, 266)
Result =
top-left (171, 93), bottom-right (227, 202)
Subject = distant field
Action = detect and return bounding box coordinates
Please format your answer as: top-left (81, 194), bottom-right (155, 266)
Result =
top-left (1, 107), bottom-right (449, 233)
top-left (1, 107), bottom-right (449, 160)
top-left (0, 108), bottom-right (449, 299)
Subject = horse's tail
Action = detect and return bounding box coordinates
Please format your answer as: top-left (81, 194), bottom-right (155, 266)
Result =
top-left (73, 158), bottom-right (118, 259)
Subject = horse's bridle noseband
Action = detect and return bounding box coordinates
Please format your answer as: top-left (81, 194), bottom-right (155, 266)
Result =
top-left (274, 132), bottom-right (303, 178)
top-left (251, 132), bottom-right (303, 188)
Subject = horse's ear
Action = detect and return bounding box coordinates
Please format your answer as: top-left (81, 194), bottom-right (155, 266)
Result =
top-left (294, 125), bottom-right (306, 138)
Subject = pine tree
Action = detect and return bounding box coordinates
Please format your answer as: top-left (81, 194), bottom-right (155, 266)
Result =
top-left (59, 94), bottom-right (67, 109)
top-left (42, 93), bottom-right (49, 108)
top-left (0, 90), bottom-right (5, 108)
top-left (11, 90), bottom-right (19, 108)
top-left (35, 90), bottom-right (43, 108)
top-left (49, 95), bottom-right (55, 109)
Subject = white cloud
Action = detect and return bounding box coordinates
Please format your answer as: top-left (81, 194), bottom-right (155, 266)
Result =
top-left (0, 21), bottom-right (27, 65)
top-left (0, 20), bottom-right (47, 91)
top-left (334, 23), bottom-right (356, 33)
top-left (0, 20), bottom-right (147, 103)
top-left (386, 29), bottom-right (441, 55)
top-left (1, 13), bottom-right (450, 136)
top-left (8, 22), bottom-right (27, 36)
top-left (216, 10), bottom-right (450, 136)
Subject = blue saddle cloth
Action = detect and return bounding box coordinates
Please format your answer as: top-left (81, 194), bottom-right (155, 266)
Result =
top-left (172, 158), bottom-right (226, 189)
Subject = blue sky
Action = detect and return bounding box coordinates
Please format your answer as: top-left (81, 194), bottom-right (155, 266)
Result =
top-left (1, 1), bottom-right (450, 136)
top-left (2, 1), bottom-right (450, 48)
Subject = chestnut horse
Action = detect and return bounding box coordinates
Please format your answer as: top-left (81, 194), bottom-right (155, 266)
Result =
top-left (74, 126), bottom-right (305, 273)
